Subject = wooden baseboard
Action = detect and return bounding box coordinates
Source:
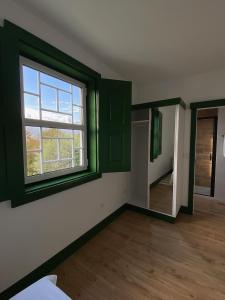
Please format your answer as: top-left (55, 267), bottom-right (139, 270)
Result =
top-left (0, 204), bottom-right (127, 299)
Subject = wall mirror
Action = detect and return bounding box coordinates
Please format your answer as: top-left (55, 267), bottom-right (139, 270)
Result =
top-left (130, 99), bottom-right (185, 220)
top-left (149, 106), bottom-right (175, 215)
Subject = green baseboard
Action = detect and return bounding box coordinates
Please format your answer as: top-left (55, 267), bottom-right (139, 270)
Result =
top-left (179, 205), bottom-right (193, 215)
top-left (0, 204), bottom-right (127, 300)
top-left (125, 204), bottom-right (176, 223)
top-left (150, 169), bottom-right (173, 188)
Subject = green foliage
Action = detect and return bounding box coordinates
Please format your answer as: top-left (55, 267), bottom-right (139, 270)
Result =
top-left (27, 152), bottom-right (40, 176)
top-left (26, 129), bottom-right (41, 176)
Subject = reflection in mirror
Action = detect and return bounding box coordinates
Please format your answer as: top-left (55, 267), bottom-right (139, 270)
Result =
top-left (149, 106), bottom-right (175, 215)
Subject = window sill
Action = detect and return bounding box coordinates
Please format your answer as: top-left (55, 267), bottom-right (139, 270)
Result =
top-left (11, 171), bottom-right (102, 208)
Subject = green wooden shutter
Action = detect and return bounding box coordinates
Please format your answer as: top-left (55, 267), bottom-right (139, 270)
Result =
top-left (100, 79), bottom-right (131, 172)
top-left (158, 111), bottom-right (162, 155)
top-left (150, 108), bottom-right (163, 162)
top-left (0, 126), bottom-right (6, 202)
top-left (0, 27), bottom-right (7, 201)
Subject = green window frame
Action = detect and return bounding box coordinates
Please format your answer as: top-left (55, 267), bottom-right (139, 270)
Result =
top-left (0, 26), bottom-right (8, 202)
top-left (150, 108), bottom-right (162, 162)
top-left (1, 20), bottom-right (101, 207)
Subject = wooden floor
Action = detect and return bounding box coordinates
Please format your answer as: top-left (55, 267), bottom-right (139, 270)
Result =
top-left (53, 196), bottom-right (225, 299)
top-left (150, 183), bottom-right (173, 215)
top-left (194, 194), bottom-right (225, 216)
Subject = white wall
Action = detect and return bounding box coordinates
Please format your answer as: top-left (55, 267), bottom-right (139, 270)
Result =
top-left (0, 1), bottom-right (131, 292)
top-left (135, 67), bottom-right (225, 207)
top-left (149, 106), bottom-right (175, 184)
top-left (215, 107), bottom-right (225, 202)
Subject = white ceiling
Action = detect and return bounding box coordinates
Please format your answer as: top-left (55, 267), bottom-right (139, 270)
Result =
top-left (15, 0), bottom-right (225, 84)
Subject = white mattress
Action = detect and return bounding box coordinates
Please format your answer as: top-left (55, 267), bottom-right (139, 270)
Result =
top-left (10, 275), bottom-right (72, 300)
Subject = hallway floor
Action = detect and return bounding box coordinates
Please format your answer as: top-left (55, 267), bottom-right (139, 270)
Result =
top-left (53, 197), bottom-right (225, 299)
top-left (194, 194), bottom-right (225, 216)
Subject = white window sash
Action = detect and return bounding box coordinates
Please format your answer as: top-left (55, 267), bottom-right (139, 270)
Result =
top-left (20, 56), bottom-right (88, 184)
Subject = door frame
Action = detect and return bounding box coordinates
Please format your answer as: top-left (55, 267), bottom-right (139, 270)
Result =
top-left (211, 117), bottom-right (218, 197)
top-left (188, 98), bottom-right (225, 214)
top-left (195, 115), bottom-right (218, 197)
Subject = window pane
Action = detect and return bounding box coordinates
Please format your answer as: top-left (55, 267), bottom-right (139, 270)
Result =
top-left (43, 160), bottom-right (73, 173)
top-left (43, 161), bottom-right (59, 173)
top-left (40, 73), bottom-right (71, 92)
top-left (74, 149), bottom-right (83, 166)
top-left (59, 129), bottom-right (73, 138)
top-left (21, 59), bottom-right (87, 181)
top-left (59, 91), bottom-right (72, 114)
top-left (41, 85), bottom-right (57, 111)
top-left (43, 139), bottom-right (58, 161)
top-left (27, 152), bottom-right (41, 176)
top-left (59, 139), bottom-right (73, 159)
top-left (23, 66), bottom-right (39, 94)
top-left (73, 106), bottom-right (82, 124)
top-left (24, 93), bottom-right (40, 120)
top-left (72, 86), bottom-right (82, 106)
top-left (42, 110), bottom-right (72, 123)
top-left (42, 127), bottom-right (58, 138)
top-left (26, 127), bottom-right (41, 151)
top-left (74, 130), bottom-right (83, 148)
top-left (58, 160), bottom-right (73, 170)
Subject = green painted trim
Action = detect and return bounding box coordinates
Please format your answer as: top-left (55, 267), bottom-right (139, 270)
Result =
top-left (179, 205), bottom-right (192, 215)
top-left (190, 98), bottom-right (225, 109)
top-left (126, 204), bottom-right (176, 223)
top-left (210, 117), bottom-right (218, 197)
top-left (0, 204), bottom-right (127, 299)
top-left (150, 169), bottom-right (173, 188)
top-left (0, 26), bottom-right (8, 202)
top-left (150, 108), bottom-right (156, 162)
top-left (5, 20), bottom-right (100, 79)
top-left (132, 97), bottom-right (186, 111)
top-left (188, 98), bottom-right (225, 213)
top-left (158, 111), bottom-right (162, 154)
top-left (1, 20), bottom-right (101, 207)
top-left (13, 172), bottom-right (102, 208)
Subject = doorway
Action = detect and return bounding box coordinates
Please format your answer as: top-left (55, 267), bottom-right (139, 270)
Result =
top-left (194, 109), bottom-right (217, 197)
top-left (188, 100), bottom-right (225, 214)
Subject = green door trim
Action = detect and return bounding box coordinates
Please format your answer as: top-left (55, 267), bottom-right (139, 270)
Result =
top-left (132, 97), bottom-right (186, 111)
top-left (188, 98), bottom-right (225, 214)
